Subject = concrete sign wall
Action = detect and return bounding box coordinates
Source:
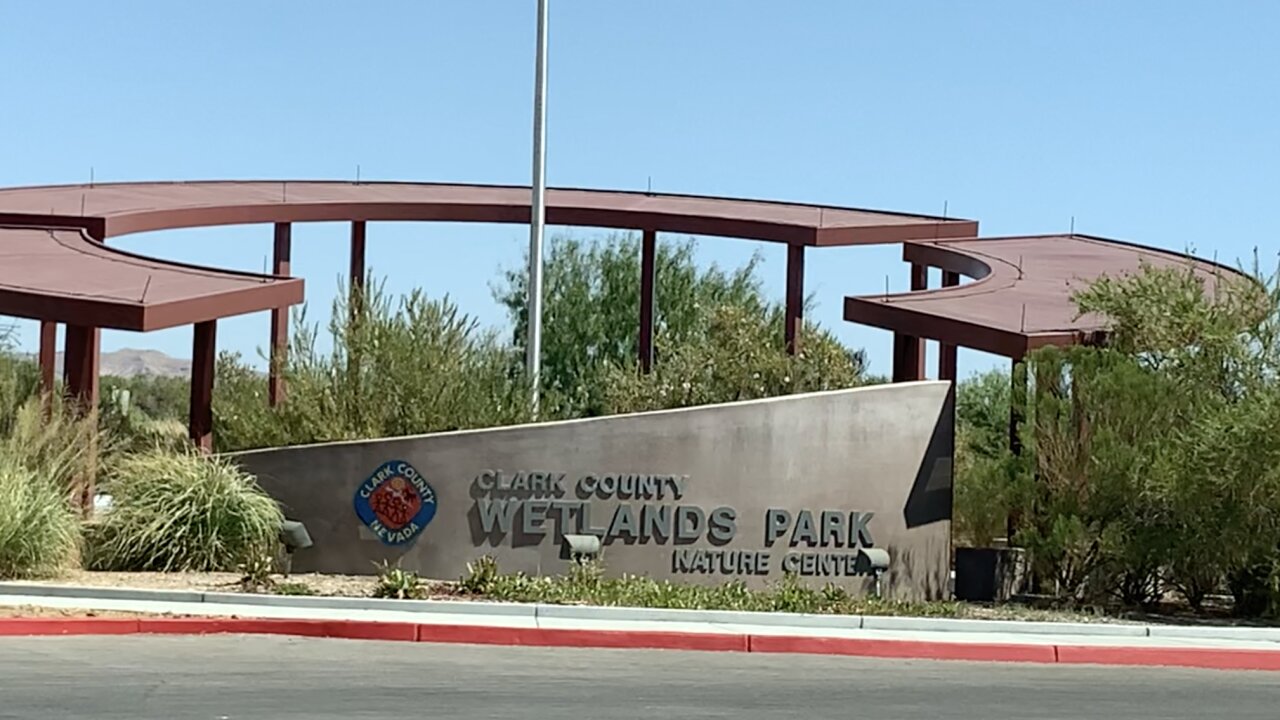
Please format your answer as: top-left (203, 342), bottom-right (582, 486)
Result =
top-left (237, 381), bottom-right (954, 600)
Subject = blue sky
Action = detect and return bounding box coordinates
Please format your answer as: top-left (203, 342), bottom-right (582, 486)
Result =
top-left (2, 1), bottom-right (1277, 377)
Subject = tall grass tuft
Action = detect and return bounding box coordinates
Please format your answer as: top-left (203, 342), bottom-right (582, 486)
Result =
top-left (1, 396), bottom-right (105, 498)
top-left (0, 454), bottom-right (80, 578)
top-left (86, 450), bottom-right (284, 572)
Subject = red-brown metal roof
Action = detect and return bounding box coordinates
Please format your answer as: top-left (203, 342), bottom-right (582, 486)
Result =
top-left (6, 181), bottom-right (1230, 357)
top-left (0, 180), bottom-right (976, 332)
top-left (844, 234), bottom-right (1241, 358)
top-left (0, 181), bottom-right (977, 245)
top-left (0, 223), bottom-right (303, 331)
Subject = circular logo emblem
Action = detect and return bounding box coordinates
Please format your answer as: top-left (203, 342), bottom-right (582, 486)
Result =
top-left (353, 460), bottom-right (437, 546)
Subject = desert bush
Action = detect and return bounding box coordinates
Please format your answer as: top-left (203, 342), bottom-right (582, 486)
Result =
top-left (0, 453), bottom-right (80, 578)
top-left (974, 262), bottom-right (1280, 615)
top-left (86, 450), bottom-right (283, 572)
top-left (101, 374), bottom-right (188, 422)
top-left (600, 305), bottom-right (868, 414)
top-left (214, 277), bottom-right (530, 452)
top-left (216, 234), bottom-right (868, 450)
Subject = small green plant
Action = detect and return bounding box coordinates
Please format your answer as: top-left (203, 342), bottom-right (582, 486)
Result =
top-left (459, 554), bottom-right (500, 595)
top-left (272, 581), bottom-right (317, 596)
top-left (237, 553), bottom-right (275, 593)
top-left (768, 572), bottom-right (822, 614)
top-left (373, 560), bottom-right (428, 600)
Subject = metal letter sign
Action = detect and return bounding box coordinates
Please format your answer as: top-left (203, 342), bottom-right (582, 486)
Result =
top-left (353, 460), bottom-right (437, 546)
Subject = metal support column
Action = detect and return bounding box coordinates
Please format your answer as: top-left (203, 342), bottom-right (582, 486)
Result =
top-left (891, 333), bottom-right (925, 383)
top-left (785, 244), bottom-right (805, 355)
top-left (63, 324), bottom-right (100, 414)
top-left (190, 320), bottom-right (217, 453)
top-left (938, 270), bottom-right (960, 382)
top-left (892, 263), bottom-right (929, 382)
top-left (268, 222), bottom-right (291, 407)
top-left (63, 324), bottom-right (99, 514)
top-left (38, 320), bottom-right (57, 405)
top-left (638, 228), bottom-right (656, 373)
top-left (349, 220), bottom-right (367, 319)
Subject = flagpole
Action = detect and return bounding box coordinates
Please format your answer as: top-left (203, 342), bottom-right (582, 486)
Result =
top-left (527, 0), bottom-right (549, 415)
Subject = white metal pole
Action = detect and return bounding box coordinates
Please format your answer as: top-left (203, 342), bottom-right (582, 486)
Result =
top-left (527, 0), bottom-right (549, 415)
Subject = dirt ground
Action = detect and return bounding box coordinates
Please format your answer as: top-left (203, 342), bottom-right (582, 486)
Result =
top-left (24, 570), bottom-right (383, 598)
top-left (0, 605), bottom-right (174, 619)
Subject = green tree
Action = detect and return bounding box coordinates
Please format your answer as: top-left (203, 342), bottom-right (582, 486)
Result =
top-left (952, 368), bottom-right (1027, 548)
top-left (493, 232), bottom-right (866, 416)
top-left (1001, 262), bottom-right (1280, 613)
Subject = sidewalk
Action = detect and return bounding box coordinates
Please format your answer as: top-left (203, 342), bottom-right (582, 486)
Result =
top-left (1, 582), bottom-right (1279, 671)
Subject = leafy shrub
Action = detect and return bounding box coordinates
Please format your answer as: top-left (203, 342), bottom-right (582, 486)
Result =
top-left (0, 453), bottom-right (80, 578)
top-left (86, 450), bottom-right (283, 572)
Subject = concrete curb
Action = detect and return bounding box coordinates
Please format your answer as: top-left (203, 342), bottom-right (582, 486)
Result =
top-left (1, 616), bottom-right (1279, 671)
top-left (1, 581), bottom-right (1277, 644)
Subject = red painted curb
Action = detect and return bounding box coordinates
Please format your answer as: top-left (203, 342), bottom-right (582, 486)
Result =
top-left (0, 618), bottom-right (141, 636)
top-left (415, 623), bottom-right (749, 652)
top-left (2, 616), bottom-right (1279, 671)
top-left (1056, 644), bottom-right (1280, 672)
top-left (748, 634), bottom-right (1059, 664)
top-left (137, 618), bottom-right (333, 638)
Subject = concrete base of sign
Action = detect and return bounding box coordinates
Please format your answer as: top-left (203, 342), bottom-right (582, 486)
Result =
top-left (236, 382), bottom-right (955, 601)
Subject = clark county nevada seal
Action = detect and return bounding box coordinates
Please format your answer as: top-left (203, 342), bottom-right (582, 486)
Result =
top-left (353, 460), bottom-right (437, 545)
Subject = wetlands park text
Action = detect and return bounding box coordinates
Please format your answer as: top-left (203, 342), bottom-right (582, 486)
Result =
top-left (471, 469), bottom-right (879, 577)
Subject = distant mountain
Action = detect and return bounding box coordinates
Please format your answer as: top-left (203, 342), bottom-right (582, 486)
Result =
top-left (46, 348), bottom-right (192, 379)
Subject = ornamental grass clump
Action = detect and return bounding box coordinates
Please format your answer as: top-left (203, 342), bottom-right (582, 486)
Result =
top-left (86, 450), bottom-right (283, 572)
top-left (0, 453), bottom-right (80, 578)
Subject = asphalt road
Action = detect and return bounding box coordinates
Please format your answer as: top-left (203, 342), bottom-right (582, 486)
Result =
top-left (0, 635), bottom-right (1276, 719)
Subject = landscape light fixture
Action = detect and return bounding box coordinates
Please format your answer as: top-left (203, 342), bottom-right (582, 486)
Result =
top-left (862, 547), bottom-right (891, 598)
top-left (561, 533), bottom-right (601, 563)
top-left (279, 519), bottom-right (313, 576)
